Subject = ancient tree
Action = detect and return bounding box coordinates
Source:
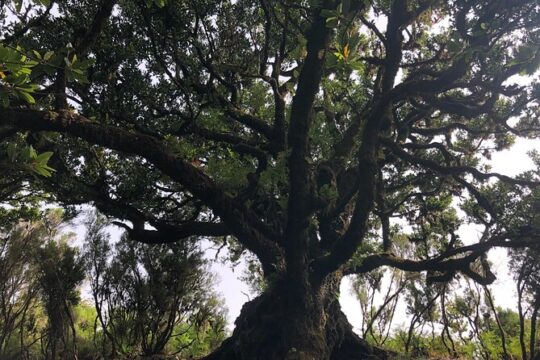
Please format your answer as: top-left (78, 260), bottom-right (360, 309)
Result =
top-left (1, 0), bottom-right (540, 359)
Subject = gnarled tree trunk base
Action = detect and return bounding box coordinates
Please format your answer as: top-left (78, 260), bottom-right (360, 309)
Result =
top-left (203, 282), bottom-right (394, 360)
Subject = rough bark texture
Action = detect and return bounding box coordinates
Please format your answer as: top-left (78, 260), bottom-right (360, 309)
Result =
top-left (204, 275), bottom-right (392, 360)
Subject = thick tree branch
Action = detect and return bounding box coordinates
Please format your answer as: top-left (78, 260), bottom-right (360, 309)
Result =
top-left (113, 221), bottom-right (229, 244)
top-left (75, 0), bottom-right (117, 55)
top-left (344, 232), bottom-right (540, 279)
top-left (284, 2), bottom-right (336, 272)
top-left (0, 108), bottom-right (284, 274)
top-left (52, 0), bottom-right (117, 110)
top-left (383, 139), bottom-right (540, 187)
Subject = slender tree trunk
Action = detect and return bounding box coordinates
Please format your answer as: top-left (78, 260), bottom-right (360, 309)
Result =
top-left (440, 287), bottom-right (457, 357)
top-left (93, 296), bottom-right (117, 357)
top-left (404, 293), bottom-right (440, 355)
top-left (404, 314), bottom-right (419, 354)
top-left (66, 304), bottom-right (78, 359)
top-left (530, 303), bottom-right (540, 360)
top-left (484, 286), bottom-right (509, 359)
top-left (518, 277), bottom-right (528, 360)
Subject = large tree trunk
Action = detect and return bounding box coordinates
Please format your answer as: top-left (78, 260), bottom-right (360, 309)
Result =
top-left (204, 275), bottom-right (391, 360)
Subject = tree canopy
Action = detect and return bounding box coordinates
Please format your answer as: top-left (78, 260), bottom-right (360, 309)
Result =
top-left (1, 0), bottom-right (540, 359)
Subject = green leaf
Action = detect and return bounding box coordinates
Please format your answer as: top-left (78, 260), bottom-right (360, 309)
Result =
top-left (14, 0), bottom-right (23, 12)
top-left (147, 0), bottom-right (166, 7)
top-left (66, 68), bottom-right (89, 84)
top-left (44, 51), bottom-right (54, 61)
top-left (28, 145), bottom-right (38, 159)
top-left (17, 91), bottom-right (35, 104)
top-left (35, 151), bottom-right (54, 165)
top-left (33, 164), bottom-right (55, 177)
top-left (320, 9), bottom-right (337, 18)
top-left (325, 53), bottom-right (338, 68)
top-left (349, 61), bottom-right (364, 72)
top-left (326, 17), bottom-right (339, 28)
top-left (348, 34), bottom-right (360, 52)
top-left (6, 143), bottom-right (17, 161)
top-left (77, 58), bottom-right (95, 69)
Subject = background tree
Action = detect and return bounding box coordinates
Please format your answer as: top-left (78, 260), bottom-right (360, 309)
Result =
top-left (84, 211), bottom-right (227, 358)
top-left (0, 206), bottom-right (226, 359)
top-left (0, 209), bottom-right (43, 358)
top-left (34, 210), bottom-right (84, 360)
top-left (382, 282), bottom-right (527, 359)
top-left (1, 0), bottom-right (540, 359)
top-left (0, 209), bottom-right (85, 359)
top-left (510, 246), bottom-right (540, 360)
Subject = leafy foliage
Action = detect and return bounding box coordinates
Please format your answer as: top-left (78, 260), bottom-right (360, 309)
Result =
top-left (84, 211), bottom-right (227, 358)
